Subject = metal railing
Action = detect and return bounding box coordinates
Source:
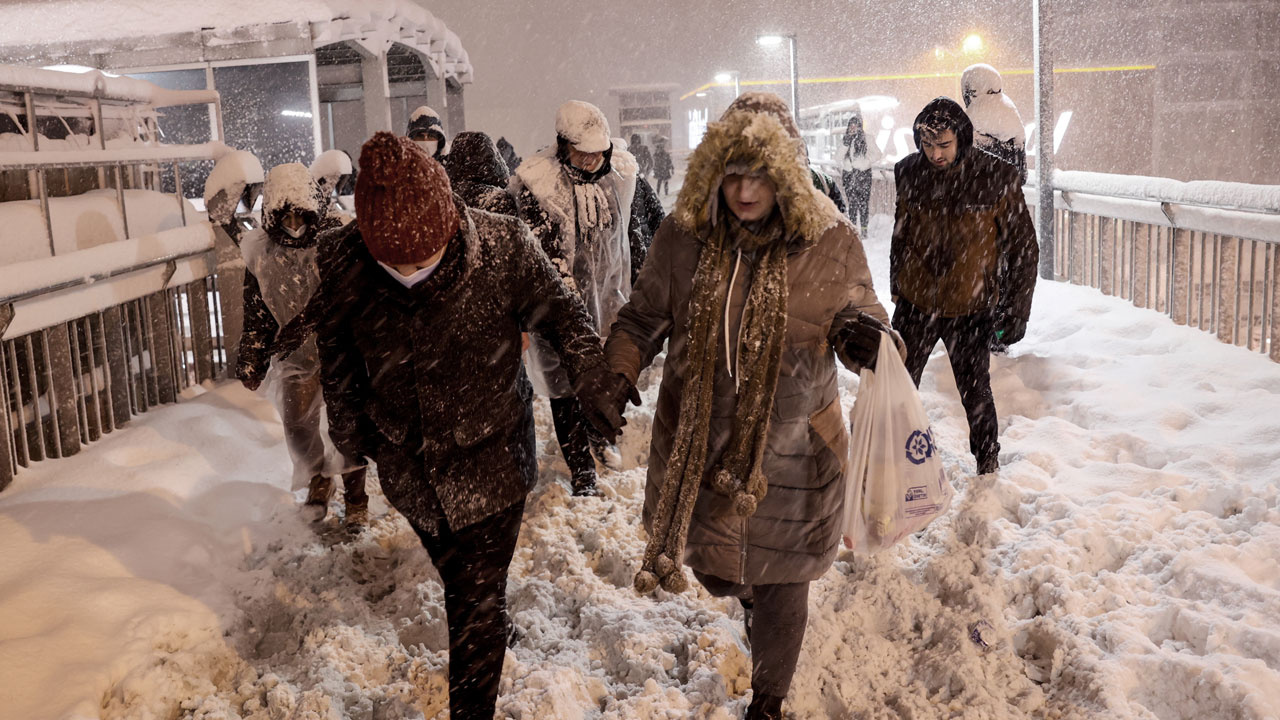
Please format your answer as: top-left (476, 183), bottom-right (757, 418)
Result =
top-left (869, 166), bottom-right (1279, 363)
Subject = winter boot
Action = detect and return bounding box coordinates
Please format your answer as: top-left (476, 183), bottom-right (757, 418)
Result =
top-left (589, 439), bottom-right (623, 471)
top-left (304, 474), bottom-right (333, 521)
top-left (341, 467), bottom-right (369, 531)
top-left (976, 453), bottom-right (999, 475)
top-left (744, 693), bottom-right (784, 720)
top-left (571, 470), bottom-right (602, 497)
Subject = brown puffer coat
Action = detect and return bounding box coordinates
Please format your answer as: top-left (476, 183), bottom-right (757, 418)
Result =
top-left (605, 111), bottom-right (891, 586)
top-left (890, 100), bottom-right (1038, 320)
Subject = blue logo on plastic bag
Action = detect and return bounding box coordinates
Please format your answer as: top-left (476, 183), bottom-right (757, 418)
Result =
top-left (905, 428), bottom-right (935, 465)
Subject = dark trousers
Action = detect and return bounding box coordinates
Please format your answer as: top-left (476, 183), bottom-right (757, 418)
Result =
top-left (842, 169), bottom-right (873, 230)
top-left (655, 177), bottom-right (670, 195)
top-left (695, 571), bottom-right (810, 699)
top-left (549, 396), bottom-right (596, 481)
top-left (409, 501), bottom-right (525, 720)
top-left (892, 299), bottom-right (1000, 464)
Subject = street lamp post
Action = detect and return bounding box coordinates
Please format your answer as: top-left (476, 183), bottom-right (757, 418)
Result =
top-left (756, 33), bottom-right (798, 123)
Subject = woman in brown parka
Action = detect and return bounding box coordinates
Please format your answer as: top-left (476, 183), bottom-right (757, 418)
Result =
top-left (604, 93), bottom-right (904, 719)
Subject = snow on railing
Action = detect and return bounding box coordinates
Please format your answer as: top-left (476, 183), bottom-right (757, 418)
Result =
top-left (869, 167), bottom-right (1280, 363)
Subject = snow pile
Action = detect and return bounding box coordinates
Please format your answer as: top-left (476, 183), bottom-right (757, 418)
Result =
top-left (204, 150), bottom-right (265, 206)
top-left (0, 64), bottom-right (218, 107)
top-left (0, 189), bottom-right (198, 265)
top-left (1, 219), bottom-right (1278, 718)
top-left (309, 149), bottom-right (351, 187)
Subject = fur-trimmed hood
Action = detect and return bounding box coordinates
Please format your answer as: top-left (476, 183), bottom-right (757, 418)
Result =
top-left (673, 110), bottom-right (842, 251)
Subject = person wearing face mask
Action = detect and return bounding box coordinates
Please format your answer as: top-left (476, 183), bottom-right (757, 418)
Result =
top-left (407, 105), bottom-right (447, 162)
top-left (268, 132), bottom-right (627, 720)
top-left (236, 163), bottom-right (370, 529)
top-left (511, 100), bottom-right (639, 496)
top-left (603, 93), bottom-right (903, 720)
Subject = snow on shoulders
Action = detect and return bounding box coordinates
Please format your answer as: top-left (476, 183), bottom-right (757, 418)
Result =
top-left (967, 94), bottom-right (1025, 146)
top-left (203, 150), bottom-right (265, 206)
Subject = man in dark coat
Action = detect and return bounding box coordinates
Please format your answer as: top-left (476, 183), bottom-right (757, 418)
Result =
top-left (496, 136), bottom-right (522, 172)
top-left (652, 138), bottom-right (674, 195)
top-left (276, 132), bottom-right (629, 720)
top-left (891, 96), bottom-right (1039, 475)
top-left (631, 132), bottom-right (653, 179)
top-left (442, 131), bottom-right (518, 216)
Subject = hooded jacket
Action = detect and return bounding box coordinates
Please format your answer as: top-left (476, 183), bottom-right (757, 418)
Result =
top-left (442, 131), bottom-right (518, 217)
top-left (605, 109), bottom-right (891, 586)
top-left (892, 97), bottom-right (1038, 320)
top-left (236, 163), bottom-right (338, 386)
top-left (512, 139), bottom-right (638, 397)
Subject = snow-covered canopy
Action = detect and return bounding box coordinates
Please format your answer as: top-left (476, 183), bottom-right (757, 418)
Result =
top-left (0, 0), bottom-right (473, 84)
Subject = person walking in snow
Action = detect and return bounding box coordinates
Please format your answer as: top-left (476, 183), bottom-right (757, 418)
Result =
top-left (603, 92), bottom-right (902, 720)
top-left (629, 169), bottom-right (665, 284)
top-left (890, 97), bottom-right (1038, 476)
top-left (443, 131), bottom-right (518, 216)
top-left (407, 105), bottom-right (447, 162)
top-left (652, 137), bottom-right (674, 195)
top-left (838, 109), bottom-right (881, 233)
top-left (310, 149), bottom-right (355, 225)
top-left (511, 100), bottom-right (639, 496)
top-left (632, 132), bottom-right (653, 180)
top-left (276, 132), bottom-right (629, 720)
top-left (962, 64), bottom-right (1027, 185)
top-left (962, 63), bottom-right (1029, 355)
top-left (235, 163), bottom-right (370, 528)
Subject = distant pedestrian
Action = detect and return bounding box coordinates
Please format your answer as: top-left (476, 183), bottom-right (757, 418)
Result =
top-left (962, 64), bottom-right (1026, 184)
top-left (496, 136), bottom-right (522, 172)
top-left (653, 138), bottom-right (673, 195)
top-left (631, 132), bottom-right (653, 179)
top-left (407, 105), bottom-right (447, 162)
top-left (838, 110), bottom-right (881, 233)
top-left (443, 131), bottom-right (518, 216)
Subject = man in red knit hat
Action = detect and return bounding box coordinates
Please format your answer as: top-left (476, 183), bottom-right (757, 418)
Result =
top-left (275, 132), bottom-right (635, 719)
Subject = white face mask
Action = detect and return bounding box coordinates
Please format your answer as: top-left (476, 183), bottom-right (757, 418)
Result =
top-left (416, 139), bottom-right (439, 157)
top-left (283, 224), bottom-right (308, 239)
top-left (377, 260), bottom-right (438, 288)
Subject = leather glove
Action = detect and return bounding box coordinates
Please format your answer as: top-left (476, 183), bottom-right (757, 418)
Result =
top-left (996, 314), bottom-right (1027, 346)
top-left (835, 312), bottom-right (888, 371)
top-left (573, 366), bottom-right (634, 444)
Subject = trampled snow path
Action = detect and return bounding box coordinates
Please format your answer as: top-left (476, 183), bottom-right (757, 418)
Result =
top-left (1, 216), bottom-right (1277, 720)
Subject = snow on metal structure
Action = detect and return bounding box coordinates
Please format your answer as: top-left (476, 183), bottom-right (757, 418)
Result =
top-left (0, 66), bottom-right (237, 489)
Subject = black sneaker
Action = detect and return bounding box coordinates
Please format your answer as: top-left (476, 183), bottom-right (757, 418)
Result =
top-left (571, 472), bottom-right (602, 497)
top-left (745, 693), bottom-right (784, 720)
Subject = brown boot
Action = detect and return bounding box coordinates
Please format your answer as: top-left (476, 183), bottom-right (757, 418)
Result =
top-left (342, 467), bottom-right (369, 530)
top-left (304, 474), bottom-right (334, 506)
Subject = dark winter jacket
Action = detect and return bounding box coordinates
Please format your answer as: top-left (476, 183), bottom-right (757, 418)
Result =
top-left (891, 98), bottom-right (1038, 320)
top-left (605, 112), bottom-right (891, 586)
top-left (277, 198), bottom-right (607, 531)
top-left (653, 147), bottom-right (674, 181)
top-left (628, 176), bottom-right (665, 283)
top-left (634, 144), bottom-right (653, 177)
top-left (442, 131), bottom-right (518, 217)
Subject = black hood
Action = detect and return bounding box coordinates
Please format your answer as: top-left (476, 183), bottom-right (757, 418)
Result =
top-left (443, 131), bottom-right (510, 188)
top-left (912, 97), bottom-right (974, 153)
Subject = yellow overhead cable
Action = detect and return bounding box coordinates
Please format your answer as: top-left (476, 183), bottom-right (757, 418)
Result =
top-left (678, 64), bottom-right (1158, 101)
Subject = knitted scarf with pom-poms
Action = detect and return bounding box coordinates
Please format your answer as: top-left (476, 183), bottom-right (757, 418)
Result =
top-left (634, 211), bottom-right (788, 595)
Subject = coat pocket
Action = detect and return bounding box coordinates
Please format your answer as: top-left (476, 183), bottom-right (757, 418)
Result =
top-left (809, 396), bottom-right (849, 478)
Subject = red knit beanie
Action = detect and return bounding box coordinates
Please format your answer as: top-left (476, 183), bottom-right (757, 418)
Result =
top-left (355, 131), bottom-right (460, 265)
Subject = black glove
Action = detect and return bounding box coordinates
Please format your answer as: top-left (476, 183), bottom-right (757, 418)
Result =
top-left (573, 366), bottom-right (634, 444)
top-left (835, 312), bottom-right (888, 371)
top-left (996, 314), bottom-right (1027, 346)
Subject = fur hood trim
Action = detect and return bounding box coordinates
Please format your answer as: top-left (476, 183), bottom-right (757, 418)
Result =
top-left (673, 110), bottom-right (841, 249)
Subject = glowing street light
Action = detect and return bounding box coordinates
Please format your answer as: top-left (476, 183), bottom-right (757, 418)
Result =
top-left (756, 33), bottom-right (799, 122)
top-left (963, 33), bottom-right (985, 54)
top-left (714, 71), bottom-right (740, 97)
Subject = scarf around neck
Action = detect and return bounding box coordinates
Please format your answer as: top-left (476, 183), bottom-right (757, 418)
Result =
top-left (635, 207), bottom-right (790, 594)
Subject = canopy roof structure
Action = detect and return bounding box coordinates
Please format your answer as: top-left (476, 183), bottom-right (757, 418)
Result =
top-left (0, 0), bottom-right (473, 84)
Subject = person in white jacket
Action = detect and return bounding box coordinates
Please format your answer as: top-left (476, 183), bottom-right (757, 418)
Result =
top-left (961, 63), bottom-right (1027, 185)
top-left (838, 109), bottom-right (881, 233)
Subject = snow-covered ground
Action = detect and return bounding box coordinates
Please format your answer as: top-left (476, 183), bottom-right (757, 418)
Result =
top-left (1, 217), bottom-right (1277, 720)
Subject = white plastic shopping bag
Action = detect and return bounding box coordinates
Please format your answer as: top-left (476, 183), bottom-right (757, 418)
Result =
top-left (843, 330), bottom-right (954, 552)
